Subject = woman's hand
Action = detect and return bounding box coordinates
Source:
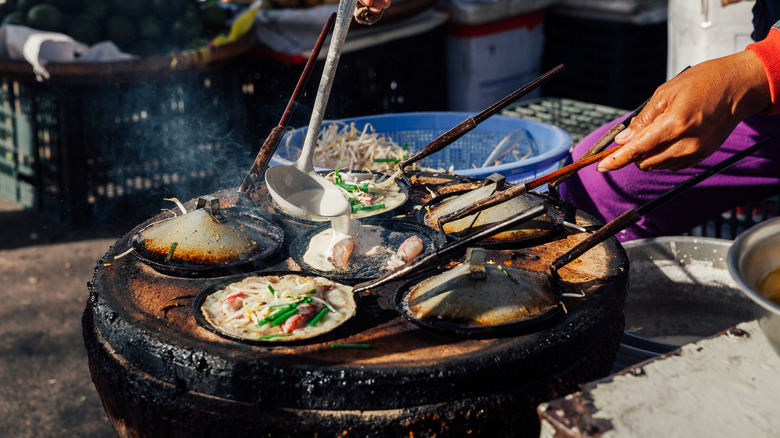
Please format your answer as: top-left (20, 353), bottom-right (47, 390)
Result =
top-left (358, 0), bottom-right (391, 14)
top-left (598, 50), bottom-right (771, 172)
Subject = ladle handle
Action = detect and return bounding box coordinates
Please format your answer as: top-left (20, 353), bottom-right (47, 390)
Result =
top-left (239, 13), bottom-right (336, 193)
top-left (352, 204), bottom-right (546, 293)
top-left (297, 0), bottom-right (358, 174)
top-left (397, 64), bottom-right (566, 174)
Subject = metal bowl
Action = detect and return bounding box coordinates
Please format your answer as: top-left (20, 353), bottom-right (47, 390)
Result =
top-left (614, 236), bottom-right (755, 371)
top-left (728, 217), bottom-right (780, 356)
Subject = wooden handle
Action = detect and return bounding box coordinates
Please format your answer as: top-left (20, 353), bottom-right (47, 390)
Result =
top-left (550, 209), bottom-right (641, 274)
top-left (239, 13), bottom-right (336, 193)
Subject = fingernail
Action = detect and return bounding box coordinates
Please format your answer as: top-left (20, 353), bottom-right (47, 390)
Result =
top-left (615, 127), bottom-right (631, 143)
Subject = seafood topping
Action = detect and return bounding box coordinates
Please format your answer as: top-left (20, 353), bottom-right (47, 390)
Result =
top-left (201, 275), bottom-right (356, 342)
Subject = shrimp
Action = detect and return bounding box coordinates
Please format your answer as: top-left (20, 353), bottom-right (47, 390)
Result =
top-left (328, 236), bottom-right (355, 270)
top-left (281, 304), bottom-right (317, 334)
top-left (396, 236), bottom-right (424, 263)
top-left (221, 292), bottom-right (247, 315)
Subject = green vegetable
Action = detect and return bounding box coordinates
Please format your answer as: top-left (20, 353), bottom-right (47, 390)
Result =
top-left (270, 307), bottom-right (299, 326)
top-left (268, 284), bottom-right (275, 296)
top-left (335, 182), bottom-right (359, 191)
top-left (307, 308), bottom-right (330, 326)
top-left (165, 242), bottom-right (178, 262)
top-left (372, 158), bottom-right (399, 164)
top-left (352, 203), bottom-right (386, 213)
top-left (257, 306), bottom-right (291, 326)
top-left (497, 265), bottom-right (520, 285)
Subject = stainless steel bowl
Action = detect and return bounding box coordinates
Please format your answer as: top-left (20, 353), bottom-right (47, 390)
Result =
top-left (728, 217), bottom-right (780, 356)
top-left (613, 236), bottom-right (756, 371)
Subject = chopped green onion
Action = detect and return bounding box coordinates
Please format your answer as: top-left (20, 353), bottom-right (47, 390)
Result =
top-left (497, 265), bottom-right (520, 285)
top-left (268, 285), bottom-right (275, 296)
top-left (165, 242), bottom-right (178, 262)
top-left (331, 343), bottom-right (370, 349)
top-left (307, 289), bottom-right (317, 295)
top-left (334, 168), bottom-right (342, 184)
top-left (257, 333), bottom-right (291, 340)
top-left (307, 308), bottom-right (330, 326)
top-left (402, 143), bottom-right (409, 150)
top-left (335, 182), bottom-right (359, 191)
top-left (361, 182), bottom-right (369, 192)
top-left (372, 158), bottom-right (399, 163)
top-left (352, 203), bottom-right (386, 212)
top-left (257, 306), bottom-right (292, 326)
top-left (269, 302), bottom-right (296, 310)
top-left (270, 307), bottom-right (299, 326)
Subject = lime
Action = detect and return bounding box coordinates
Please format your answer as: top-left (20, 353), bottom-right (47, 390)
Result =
top-left (65, 14), bottom-right (101, 46)
top-left (16, 0), bottom-right (43, 14)
top-left (1, 11), bottom-right (26, 25)
top-left (26, 3), bottom-right (64, 32)
top-left (104, 14), bottom-right (137, 47)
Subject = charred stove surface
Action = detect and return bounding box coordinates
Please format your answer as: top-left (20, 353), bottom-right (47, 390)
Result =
top-left (83, 172), bottom-right (629, 437)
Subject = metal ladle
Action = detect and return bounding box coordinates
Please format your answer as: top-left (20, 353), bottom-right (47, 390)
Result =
top-left (264, 0), bottom-right (357, 222)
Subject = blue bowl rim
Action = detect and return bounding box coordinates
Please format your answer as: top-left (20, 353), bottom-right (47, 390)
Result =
top-left (269, 111), bottom-right (573, 175)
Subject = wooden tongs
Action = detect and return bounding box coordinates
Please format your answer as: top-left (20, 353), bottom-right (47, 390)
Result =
top-left (238, 13), bottom-right (336, 194)
top-left (433, 96), bottom-right (650, 232)
top-left (435, 67), bottom-right (693, 232)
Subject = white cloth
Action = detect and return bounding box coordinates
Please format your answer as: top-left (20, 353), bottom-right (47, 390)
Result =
top-left (0, 25), bottom-right (133, 81)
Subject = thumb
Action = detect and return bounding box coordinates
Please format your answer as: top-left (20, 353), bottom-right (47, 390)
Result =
top-left (614, 126), bottom-right (632, 144)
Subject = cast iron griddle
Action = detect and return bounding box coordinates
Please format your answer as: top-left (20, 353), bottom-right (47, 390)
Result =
top-left (83, 172), bottom-right (630, 437)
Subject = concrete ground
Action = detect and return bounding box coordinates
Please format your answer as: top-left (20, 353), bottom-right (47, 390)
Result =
top-left (0, 198), bottom-right (126, 437)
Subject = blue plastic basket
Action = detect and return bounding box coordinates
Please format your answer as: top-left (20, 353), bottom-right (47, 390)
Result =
top-left (269, 112), bottom-right (572, 184)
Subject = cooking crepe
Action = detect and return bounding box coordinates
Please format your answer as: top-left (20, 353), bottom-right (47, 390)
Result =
top-left (404, 262), bottom-right (558, 327)
top-left (134, 209), bottom-right (261, 265)
top-left (424, 185), bottom-right (553, 238)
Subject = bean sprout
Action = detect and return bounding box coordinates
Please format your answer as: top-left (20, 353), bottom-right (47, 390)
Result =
top-left (284, 122), bottom-right (409, 171)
